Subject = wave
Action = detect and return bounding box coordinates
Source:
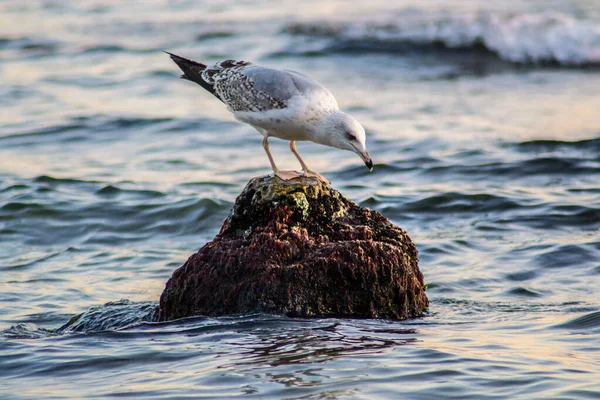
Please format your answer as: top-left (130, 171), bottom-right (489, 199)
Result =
top-left (0, 176), bottom-right (231, 247)
top-left (361, 190), bottom-right (600, 230)
top-left (554, 311), bottom-right (600, 330)
top-left (282, 11), bottom-right (600, 66)
top-left (0, 114), bottom-right (225, 143)
top-left (427, 157), bottom-right (600, 177)
top-left (56, 300), bottom-right (158, 334)
top-left (0, 36), bottom-right (60, 53)
top-left (515, 137), bottom-right (600, 152)
top-left (398, 192), bottom-right (522, 213)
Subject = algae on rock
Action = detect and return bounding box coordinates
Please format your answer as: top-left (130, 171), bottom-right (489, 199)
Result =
top-left (159, 175), bottom-right (428, 321)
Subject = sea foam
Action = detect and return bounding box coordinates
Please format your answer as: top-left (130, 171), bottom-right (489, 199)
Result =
top-left (284, 11), bottom-right (600, 66)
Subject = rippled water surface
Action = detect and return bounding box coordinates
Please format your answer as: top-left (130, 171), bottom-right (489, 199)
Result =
top-left (1, 0), bottom-right (600, 398)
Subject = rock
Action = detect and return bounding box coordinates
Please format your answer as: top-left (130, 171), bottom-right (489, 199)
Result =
top-left (158, 176), bottom-right (428, 321)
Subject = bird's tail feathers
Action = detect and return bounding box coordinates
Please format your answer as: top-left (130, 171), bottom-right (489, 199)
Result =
top-left (164, 51), bottom-right (215, 95)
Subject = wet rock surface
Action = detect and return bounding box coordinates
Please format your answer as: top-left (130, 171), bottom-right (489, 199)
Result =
top-left (159, 175), bottom-right (428, 321)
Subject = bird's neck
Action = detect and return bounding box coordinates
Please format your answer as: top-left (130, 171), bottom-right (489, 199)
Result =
top-left (310, 111), bottom-right (343, 147)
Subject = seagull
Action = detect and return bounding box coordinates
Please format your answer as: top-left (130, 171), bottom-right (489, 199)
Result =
top-left (166, 52), bottom-right (373, 181)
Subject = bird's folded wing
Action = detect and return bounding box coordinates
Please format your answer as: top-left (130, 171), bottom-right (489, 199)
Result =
top-left (167, 52), bottom-right (331, 114)
top-left (213, 66), bottom-right (307, 113)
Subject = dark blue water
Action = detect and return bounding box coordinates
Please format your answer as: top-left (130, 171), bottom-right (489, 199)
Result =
top-left (1, 0), bottom-right (599, 398)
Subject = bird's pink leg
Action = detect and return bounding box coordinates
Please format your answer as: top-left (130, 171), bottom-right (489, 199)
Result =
top-left (262, 136), bottom-right (299, 181)
top-left (289, 140), bottom-right (329, 183)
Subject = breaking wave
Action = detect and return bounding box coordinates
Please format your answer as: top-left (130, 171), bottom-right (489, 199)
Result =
top-left (283, 11), bottom-right (600, 66)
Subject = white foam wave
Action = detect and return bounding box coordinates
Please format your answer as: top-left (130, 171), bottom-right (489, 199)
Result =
top-left (285, 12), bottom-right (600, 66)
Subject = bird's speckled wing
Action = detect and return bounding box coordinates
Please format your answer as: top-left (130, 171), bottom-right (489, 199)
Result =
top-left (206, 61), bottom-right (292, 112)
top-left (167, 53), bottom-right (332, 113)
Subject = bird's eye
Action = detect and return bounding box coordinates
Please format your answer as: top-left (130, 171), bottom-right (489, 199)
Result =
top-left (346, 132), bottom-right (357, 141)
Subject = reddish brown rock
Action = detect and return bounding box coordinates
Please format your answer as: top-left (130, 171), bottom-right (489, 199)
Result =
top-left (158, 176), bottom-right (428, 321)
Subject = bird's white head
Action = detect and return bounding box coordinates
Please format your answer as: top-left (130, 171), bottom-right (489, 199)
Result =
top-left (320, 111), bottom-right (373, 171)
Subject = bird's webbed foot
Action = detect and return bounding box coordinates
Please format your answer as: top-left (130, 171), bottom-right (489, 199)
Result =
top-left (274, 170), bottom-right (303, 181)
top-left (301, 169), bottom-right (330, 185)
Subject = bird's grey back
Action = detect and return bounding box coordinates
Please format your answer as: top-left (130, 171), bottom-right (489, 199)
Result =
top-left (242, 67), bottom-right (324, 101)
